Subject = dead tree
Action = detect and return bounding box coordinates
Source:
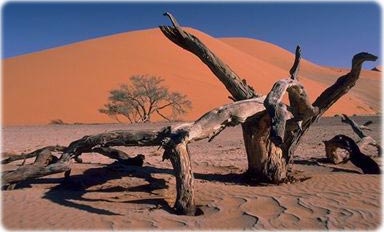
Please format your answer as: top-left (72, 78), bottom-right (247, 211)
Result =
top-left (2, 12), bottom-right (377, 215)
top-left (339, 114), bottom-right (381, 156)
top-left (324, 134), bottom-right (380, 174)
top-left (324, 114), bottom-right (381, 164)
top-left (159, 12), bottom-right (377, 183)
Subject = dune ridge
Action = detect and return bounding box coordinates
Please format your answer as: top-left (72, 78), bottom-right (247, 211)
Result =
top-left (221, 37), bottom-right (381, 112)
top-left (3, 28), bottom-right (379, 126)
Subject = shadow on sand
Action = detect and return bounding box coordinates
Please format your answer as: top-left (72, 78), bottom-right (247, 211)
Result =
top-left (15, 162), bottom-right (175, 215)
top-left (293, 157), bottom-right (361, 174)
top-left (11, 156), bottom-right (357, 215)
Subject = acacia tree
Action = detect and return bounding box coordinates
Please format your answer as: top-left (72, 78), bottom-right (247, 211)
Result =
top-left (1, 13), bottom-right (378, 216)
top-left (99, 75), bottom-right (192, 123)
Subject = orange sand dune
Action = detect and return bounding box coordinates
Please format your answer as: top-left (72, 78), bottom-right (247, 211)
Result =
top-left (221, 37), bottom-right (381, 112)
top-left (3, 28), bottom-right (378, 126)
top-left (372, 65), bottom-right (382, 72)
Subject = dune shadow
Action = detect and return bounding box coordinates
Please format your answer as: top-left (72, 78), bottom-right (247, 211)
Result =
top-left (14, 162), bottom-right (175, 216)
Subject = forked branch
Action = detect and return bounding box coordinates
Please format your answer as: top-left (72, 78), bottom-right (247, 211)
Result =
top-left (290, 46), bottom-right (302, 80)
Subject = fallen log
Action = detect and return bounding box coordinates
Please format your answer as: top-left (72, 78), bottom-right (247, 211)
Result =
top-left (1, 145), bottom-right (66, 164)
top-left (339, 114), bottom-right (381, 156)
top-left (324, 114), bottom-right (381, 164)
top-left (324, 135), bottom-right (380, 174)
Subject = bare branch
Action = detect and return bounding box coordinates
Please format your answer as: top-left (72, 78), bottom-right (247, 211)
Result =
top-left (313, 52), bottom-right (377, 113)
top-left (187, 97), bottom-right (266, 142)
top-left (264, 79), bottom-right (302, 145)
top-left (91, 147), bottom-right (145, 166)
top-left (2, 145), bottom-right (66, 164)
top-left (156, 109), bottom-right (172, 122)
top-left (289, 46), bottom-right (302, 80)
top-left (163, 12), bottom-right (187, 38)
top-left (160, 12), bottom-right (259, 100)
top-left (337, 114), bottom-right (381, 156)
top-left (339, 114), bottom-right (367, 138)
top-left (2, 161), bottom-right (71, 186)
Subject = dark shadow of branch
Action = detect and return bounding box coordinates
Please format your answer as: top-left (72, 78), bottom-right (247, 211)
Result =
top-left (14, 162), bottom-right (175, 215)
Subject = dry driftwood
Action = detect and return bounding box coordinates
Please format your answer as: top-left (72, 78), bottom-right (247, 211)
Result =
top-left (2, 148), bottom-right (70, 187)
top-left (1, 128), bottom-right (168, 187)
top-left (339, 114), bottom-right (381, 156)
top-left (324, 114), bottom-right (381, 164)
top-left (2, 12), bottom-right (377, 215)
top-left (324, 139), bottom-right (350, 164)
top-left (324, 135), bottom-right (380, 174)
top-left (1, 145), bottom-right (66, 164)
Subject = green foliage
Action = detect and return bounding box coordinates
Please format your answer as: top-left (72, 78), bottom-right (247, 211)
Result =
top-left (99, 75), bottom-right (192, 123)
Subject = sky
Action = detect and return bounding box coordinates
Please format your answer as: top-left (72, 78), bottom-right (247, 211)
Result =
top-left (2, 2), bottom-right (382, 68)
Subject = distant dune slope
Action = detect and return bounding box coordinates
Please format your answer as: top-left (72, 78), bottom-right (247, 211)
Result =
top-left (221, 37), bottom-right (381, 112)
top-left (3, 28), bottom-right (378, 125)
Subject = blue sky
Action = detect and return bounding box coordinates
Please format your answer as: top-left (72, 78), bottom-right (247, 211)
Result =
top-left (2, 2), bottom-right (381, 68)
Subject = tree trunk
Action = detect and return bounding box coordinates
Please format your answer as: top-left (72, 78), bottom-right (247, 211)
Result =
top-left (164, 141), bottom-right (195, 215)
top-left (242, 113), bottom-right (287, 183)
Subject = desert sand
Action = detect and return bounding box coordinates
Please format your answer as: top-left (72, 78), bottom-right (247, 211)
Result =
top-left (3, 28), bottom-right (380, 126)
top-left (2, 116), bottom-right (381, 230)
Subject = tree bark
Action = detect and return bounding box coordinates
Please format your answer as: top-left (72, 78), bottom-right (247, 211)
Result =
top-left (163, 140), bottom-right (195, 215)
